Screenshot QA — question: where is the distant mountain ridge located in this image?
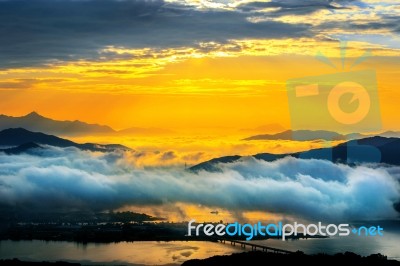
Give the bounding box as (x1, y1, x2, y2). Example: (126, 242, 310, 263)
(379, 131, 400, 138)
(190, 136, 400, 172)
(0, 112, 115, 136)
(0, 128, 130, 153)
(0, 112, 174, 136)
(242, 129, 400, 141)
(243, 130, 349, 141)
(0, 142, 43, 155)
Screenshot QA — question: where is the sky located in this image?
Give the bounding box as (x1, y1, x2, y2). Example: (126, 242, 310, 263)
(0, 0, 399, 133)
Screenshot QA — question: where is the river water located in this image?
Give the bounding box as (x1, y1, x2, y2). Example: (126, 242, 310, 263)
(1, 232, 399, 265)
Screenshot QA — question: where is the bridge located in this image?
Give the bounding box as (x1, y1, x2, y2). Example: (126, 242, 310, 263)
(215, 238, 295, 254)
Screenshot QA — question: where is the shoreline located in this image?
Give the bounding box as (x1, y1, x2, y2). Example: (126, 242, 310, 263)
(0, 221, 326, 243)
(182, 251, 400, 266)
(1, 251, 400, 266)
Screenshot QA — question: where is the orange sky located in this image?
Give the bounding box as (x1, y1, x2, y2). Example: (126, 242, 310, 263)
(1, 49, 400, 133)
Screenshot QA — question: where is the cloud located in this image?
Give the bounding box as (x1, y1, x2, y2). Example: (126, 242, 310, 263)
(0, 0, 310, 69)
(237, 0, 348, 14)
(161, 151, 177, 161)
(0, 78, 66, 90)
(0, 146, 399, 222)
(0, 0, 397, 73)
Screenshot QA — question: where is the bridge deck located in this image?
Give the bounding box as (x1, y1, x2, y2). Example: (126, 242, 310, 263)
(216, 238, 295, 254)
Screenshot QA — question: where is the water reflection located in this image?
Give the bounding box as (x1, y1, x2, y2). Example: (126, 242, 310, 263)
(0, 241, 241, 265)
(1, 232, 400, 265)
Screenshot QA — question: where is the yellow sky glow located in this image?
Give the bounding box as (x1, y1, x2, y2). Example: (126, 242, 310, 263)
(0, 39, 399, 133)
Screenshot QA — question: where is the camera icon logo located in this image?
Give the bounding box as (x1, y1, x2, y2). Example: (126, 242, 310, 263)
(327, 81, 370, 125)
(287, 69, 381, 134)
(286, 66, 382, 164)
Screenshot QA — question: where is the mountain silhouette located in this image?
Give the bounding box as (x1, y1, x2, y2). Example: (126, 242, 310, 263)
(182, 251, 400, 266)
(0, 112, 115, 136)
(190, 155, 242, 172)
(0, 112, 175, 136)
(190, 136, 400, 171)
(0, 142, 43, 155)
(0, 128, 129, 153)
(243, 130, 347, 141)
(379, 131, 400, 138)
(243, 129, 399, 141)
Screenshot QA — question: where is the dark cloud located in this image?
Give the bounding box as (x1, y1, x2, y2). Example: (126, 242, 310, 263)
(317, 14, 400, 40)
(0, 146, 399, 221)
(0, 0, 394, 69)
(343, 19, 399, 32)
(0, 0, 311, 69)
(234, 0, 353, 17)
(237, 0, 347, 14)
(238, 0, 400, 43)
